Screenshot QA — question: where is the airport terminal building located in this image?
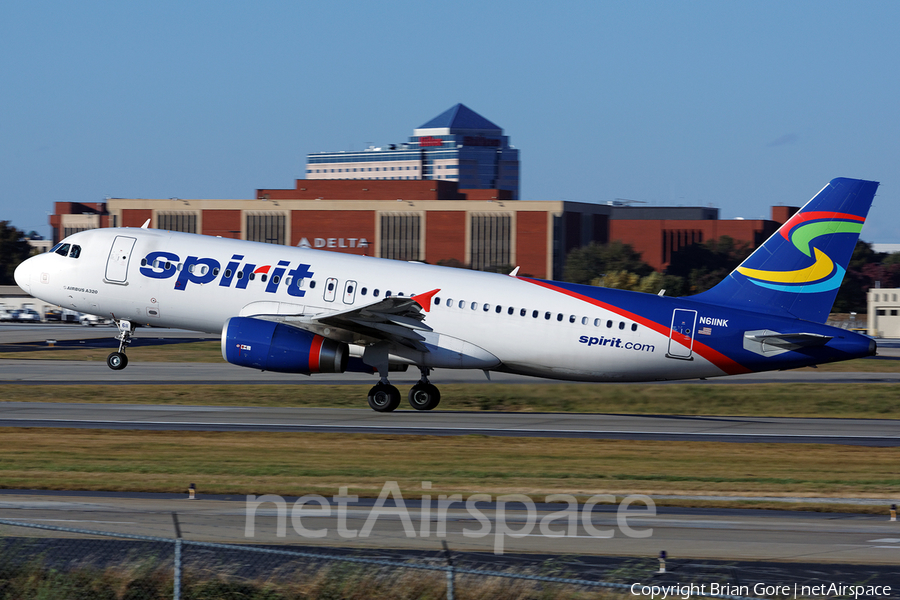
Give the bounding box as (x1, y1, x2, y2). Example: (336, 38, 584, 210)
(47, 102, 790, 279)
(50, 179, 787, 280)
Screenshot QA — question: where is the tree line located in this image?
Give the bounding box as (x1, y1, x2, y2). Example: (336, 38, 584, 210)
(562, 237, 896, 314)
(0, 222, 37, 286)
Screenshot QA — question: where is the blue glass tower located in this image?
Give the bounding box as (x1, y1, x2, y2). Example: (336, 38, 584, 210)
(306, 104, 519, 199)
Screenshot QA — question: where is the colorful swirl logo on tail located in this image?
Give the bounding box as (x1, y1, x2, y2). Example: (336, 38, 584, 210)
(736, 211, 865, 293)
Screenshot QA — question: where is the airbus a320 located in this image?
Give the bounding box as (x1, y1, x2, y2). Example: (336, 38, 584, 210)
(14, 177, 879, 412)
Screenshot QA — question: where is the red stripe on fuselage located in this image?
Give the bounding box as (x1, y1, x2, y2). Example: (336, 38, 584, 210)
(309, 335, 324, 373)
(519, 278, 751, 376)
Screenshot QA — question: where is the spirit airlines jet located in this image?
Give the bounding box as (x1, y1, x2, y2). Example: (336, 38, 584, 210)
(15, 177, 879, 412)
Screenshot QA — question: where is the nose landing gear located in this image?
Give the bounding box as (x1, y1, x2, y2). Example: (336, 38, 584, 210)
(106, 319, 136, 371)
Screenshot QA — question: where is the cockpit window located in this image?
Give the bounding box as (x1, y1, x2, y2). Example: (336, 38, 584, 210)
(69, 245, 81, 259)
(49, 243, 63, 253)
(55, 244, 71, 257)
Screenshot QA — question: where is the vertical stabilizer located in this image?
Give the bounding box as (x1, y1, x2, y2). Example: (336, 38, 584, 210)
(692, 177, 879, 322)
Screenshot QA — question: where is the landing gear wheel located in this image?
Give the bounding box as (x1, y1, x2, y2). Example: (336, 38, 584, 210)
(408, 382, 441, 411)
(367, 383, 401, 412)
(107, 352, 128, 371)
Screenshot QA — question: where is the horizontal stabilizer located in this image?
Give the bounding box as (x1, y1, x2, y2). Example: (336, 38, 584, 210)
(744, 332, 832, 349)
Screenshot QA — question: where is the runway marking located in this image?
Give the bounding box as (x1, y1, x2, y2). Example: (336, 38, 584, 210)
(869, 538, 900, 543)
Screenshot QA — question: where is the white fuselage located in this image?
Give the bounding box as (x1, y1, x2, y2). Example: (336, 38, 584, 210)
(16, 227, 725, 382)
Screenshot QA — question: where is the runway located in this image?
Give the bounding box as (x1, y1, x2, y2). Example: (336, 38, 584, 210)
(3, 323, 900, 385)
(2, 402, 899, 445)
(2, 491, 900, 568)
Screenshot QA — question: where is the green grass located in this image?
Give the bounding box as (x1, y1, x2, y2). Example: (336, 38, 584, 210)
(2, 382, 899, 418)
(0, 429, 896, 509)
(0, 341, 224, 363)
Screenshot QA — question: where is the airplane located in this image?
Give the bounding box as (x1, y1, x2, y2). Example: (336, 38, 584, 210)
(14, 177, 879, 412)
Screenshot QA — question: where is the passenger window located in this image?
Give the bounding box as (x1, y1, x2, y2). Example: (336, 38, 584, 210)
(594, 318, 600, 327)
(225, 269, 233, 278)
(237, 271, 244, 279)
(508, 307, 514, 315)
(327, 282, 335, 291)
(496, 305, 503, 314)
(459, 300, 465, 309)
(346, 285, 353, 294)
(631, 323, 638, 331)
(569, 315, 576, 323)
(544, 312, 551, 320)
(373, 289, 379, 297)
(214, 268, 221, 277)
(470, 302, 477, 310)
(533, 310, 539, 318)
(309, 279, 315, 288)
(557, 313, 564, 322)
(483, 303, 490, 312)
(273, 275, 280, 284)
(141, 258, 147, 266)
(386, 290, 392, 297)
(434, 297, 441, 305)
(607, 320, 613, 328)
(249, 272, 256, 281)
(361, 287, 368, 295)
(446, 297, 453, 306)
(520, 308, 526, 316)
(619, 322, 625, 330)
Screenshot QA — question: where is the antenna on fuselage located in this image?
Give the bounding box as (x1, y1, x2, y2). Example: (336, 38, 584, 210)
(140, 219, 150, 229)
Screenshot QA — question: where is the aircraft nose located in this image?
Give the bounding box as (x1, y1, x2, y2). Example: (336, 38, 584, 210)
(14, 258, 32, 294)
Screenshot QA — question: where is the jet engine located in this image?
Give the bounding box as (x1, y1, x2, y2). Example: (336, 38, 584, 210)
(221, 316, 348, 374)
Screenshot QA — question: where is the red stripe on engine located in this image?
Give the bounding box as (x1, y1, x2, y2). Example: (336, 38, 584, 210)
(309, 335, 324, 373)
(520, 278, 751, 376)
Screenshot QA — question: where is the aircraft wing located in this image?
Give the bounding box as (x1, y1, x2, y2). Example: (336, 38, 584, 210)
(244, 289, 440, 351)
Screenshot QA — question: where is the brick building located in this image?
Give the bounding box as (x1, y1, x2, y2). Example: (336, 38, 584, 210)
(50, 180, 791, 279)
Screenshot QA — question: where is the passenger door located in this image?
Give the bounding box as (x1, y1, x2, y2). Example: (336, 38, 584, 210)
(667, 309, 697, 359)
(105, 236, 136, 284)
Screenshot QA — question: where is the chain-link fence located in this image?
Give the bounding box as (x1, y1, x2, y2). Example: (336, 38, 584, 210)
(0, 517, 771, 600)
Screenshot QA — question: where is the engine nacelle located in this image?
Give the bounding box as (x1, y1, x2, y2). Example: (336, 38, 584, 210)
(221, 317, 348, 374)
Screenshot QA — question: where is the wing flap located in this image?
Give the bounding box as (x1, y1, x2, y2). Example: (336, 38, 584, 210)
(241, 290, 440, 351)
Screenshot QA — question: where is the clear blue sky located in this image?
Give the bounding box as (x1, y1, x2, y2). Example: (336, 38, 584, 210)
(2, 1, 898, 243)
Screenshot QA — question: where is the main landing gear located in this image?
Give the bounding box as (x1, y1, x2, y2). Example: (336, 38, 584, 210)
(366, 367, 441, 413)
(106, 320, 136, 371)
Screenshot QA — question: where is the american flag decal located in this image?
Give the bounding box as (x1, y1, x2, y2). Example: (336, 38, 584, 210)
(698, 327, 712, 336)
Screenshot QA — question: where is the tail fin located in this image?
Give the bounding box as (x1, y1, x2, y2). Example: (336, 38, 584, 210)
(692, 177, 879, 322)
